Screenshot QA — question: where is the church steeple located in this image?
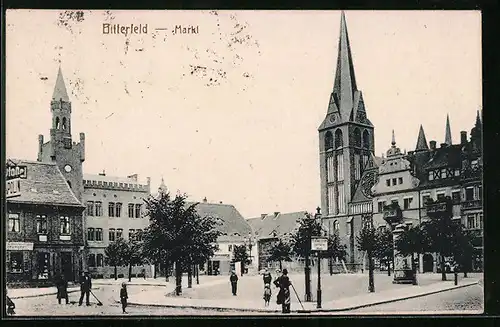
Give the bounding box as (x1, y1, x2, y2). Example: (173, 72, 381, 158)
(332, 11, 358, 121)
(415, 125, 429, 151)
(52, 66, 70, 102)
(445, 114, 452, 145)
(158, 176, 168, 194)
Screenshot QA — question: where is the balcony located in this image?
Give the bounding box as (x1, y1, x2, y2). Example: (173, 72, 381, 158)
(461, 199, 482, 211)
(383, 203, 402, 226)
(425, 197, 452, 218)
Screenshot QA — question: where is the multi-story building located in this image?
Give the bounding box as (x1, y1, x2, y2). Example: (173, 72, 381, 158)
(82, 172, 152, 278)
(6, 159, 85, 285)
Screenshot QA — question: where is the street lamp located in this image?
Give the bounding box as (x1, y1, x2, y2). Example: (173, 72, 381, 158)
(304, 213, 312, 302)
(314, 207, 323, 309)
(246, 233, 254, 272)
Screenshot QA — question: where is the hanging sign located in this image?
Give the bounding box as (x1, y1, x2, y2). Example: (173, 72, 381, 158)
(311, 237, 328, 251)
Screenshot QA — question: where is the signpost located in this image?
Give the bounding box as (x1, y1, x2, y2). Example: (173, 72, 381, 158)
(311, 236, 328, 309)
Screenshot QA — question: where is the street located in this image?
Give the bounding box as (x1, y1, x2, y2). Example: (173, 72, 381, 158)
(348, 284, 483, 314)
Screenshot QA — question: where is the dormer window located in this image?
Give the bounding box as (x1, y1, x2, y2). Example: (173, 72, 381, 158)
(428, 171, 434, 181)
(441, 168, 447, 179)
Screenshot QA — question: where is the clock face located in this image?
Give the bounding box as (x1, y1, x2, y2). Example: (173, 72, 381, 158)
(64, 165, 72, 173)
(360, 170, 377, 198)
(329, 115, 336, 123)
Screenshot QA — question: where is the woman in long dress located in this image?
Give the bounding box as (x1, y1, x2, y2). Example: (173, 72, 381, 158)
(273, 268, 292, 313)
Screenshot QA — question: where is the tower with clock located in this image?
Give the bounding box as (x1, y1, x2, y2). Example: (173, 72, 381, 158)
(318, 12, 375, 264)
(37, 67, 86, 202)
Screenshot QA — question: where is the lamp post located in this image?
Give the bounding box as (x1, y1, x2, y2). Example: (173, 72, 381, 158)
(246, 233, 254, 273)
(314, 207, 323, 309)
(304, 213, 312, 302)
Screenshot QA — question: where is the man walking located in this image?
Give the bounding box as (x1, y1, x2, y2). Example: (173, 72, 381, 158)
(230, 270, 238, 296)
(55, 274, 69, 304)
(78, 271, 92, 306)
(274, 268, 292, 314)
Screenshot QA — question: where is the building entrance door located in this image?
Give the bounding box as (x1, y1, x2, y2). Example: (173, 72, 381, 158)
(61, 252, 73, 281)
(423, 254, 434, 273)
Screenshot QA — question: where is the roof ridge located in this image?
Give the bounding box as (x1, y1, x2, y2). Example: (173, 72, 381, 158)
(8, 158, 57, 166)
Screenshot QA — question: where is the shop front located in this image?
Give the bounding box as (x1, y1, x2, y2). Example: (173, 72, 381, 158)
(207, 254, 231, 275)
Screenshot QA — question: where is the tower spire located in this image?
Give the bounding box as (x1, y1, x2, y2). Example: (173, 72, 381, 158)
(415, 125, 429, 151)
(332, 11, 358, 120)
(391, 129, 396, 146)
(445, 114, 452, 145)
(52, 66, 69, 102)
(475, 110, 482, 128)
(158, 176, 168, 194)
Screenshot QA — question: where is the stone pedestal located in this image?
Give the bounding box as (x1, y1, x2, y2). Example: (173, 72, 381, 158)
(392, 224, 414, 284)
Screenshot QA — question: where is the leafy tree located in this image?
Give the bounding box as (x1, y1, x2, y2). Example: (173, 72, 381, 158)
(451, 226, 476, 278)
(267, 239, 293, 270)
(320, 232, 347, 275)
(104, 238, 128, 280)
(142, 191, 222, 295)
(356, 222, 377, 292)
(233, 245, 250, 276)
(374, 227, 394, 276)
(123, 236, 145, 282)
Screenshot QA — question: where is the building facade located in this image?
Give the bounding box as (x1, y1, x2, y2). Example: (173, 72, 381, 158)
(6, 159, 85, 285)
(83, 172, 152, 278)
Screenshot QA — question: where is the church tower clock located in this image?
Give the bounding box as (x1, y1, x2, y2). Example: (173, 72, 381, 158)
(38, 67, 85, 202)
(318, 12, 375, 255)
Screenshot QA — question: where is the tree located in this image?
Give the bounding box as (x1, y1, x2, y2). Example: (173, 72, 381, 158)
(104, 238, 128, 280)
(451, 226, 475, 278)
(233, 245, 250, 276)
(142, 191, 222, 295)
(374, 227, 394, 276)
(123, 236, 145, 282)
(320, 232, 347, 275)
(267, 239, 293, 270)
(356, 222, 377, 292)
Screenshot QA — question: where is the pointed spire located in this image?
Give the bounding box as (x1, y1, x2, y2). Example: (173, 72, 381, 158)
(391, 130, 396, 146)
(415, 125, 429, 151)
(52, 66, 69, 102)
(475, 110, 482, 128)
(445, 114, 452, 145)
(158, 176, 168, 194)
(332, 11, 358, 120)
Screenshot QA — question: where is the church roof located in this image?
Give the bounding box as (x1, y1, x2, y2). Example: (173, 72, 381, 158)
(415, 125, 429, 151)
(6, 159, 83, 207)
(52, 67, 70, 102)
(445, 114, 452, 146)
(247, 211, 307, 240)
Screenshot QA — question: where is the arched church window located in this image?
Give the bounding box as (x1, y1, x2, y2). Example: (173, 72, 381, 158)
(62, 117, 67, 130)
(363, 130, 370, 149)
(334, 129, 343, 149)
(354, 128, 361, 147)
(55, 117, 60, 129)
(325, 131, 333, 150)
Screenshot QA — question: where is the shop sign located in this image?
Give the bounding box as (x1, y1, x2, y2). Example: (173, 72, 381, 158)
(7, 178, 22, 198)
(311, 237, 328, 251)
(6, 165, 27, 180)
(7, 242, 34, 251)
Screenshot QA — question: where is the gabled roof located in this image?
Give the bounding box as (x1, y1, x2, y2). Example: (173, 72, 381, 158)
(52, 67, 70, 102)
(247, 211, 307, 240)
(7, 159, 83, 207)
(188, 202, 252, 241)
(422, 144, 462, 170)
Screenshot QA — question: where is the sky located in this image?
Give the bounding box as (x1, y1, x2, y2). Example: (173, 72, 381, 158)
(6, 10, 482, 218)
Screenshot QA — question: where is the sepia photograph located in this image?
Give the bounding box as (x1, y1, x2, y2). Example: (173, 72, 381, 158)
(5, 10, 483, 317)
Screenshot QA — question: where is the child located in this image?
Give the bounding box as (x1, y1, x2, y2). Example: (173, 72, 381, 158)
(120, 282, 128, 314)
(263, 283, 272, 307)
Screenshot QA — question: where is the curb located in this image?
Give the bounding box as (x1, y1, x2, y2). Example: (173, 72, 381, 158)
(122, 281, 478, 313)
(297, 281, 479, 313)
(10, 287, 101, 300)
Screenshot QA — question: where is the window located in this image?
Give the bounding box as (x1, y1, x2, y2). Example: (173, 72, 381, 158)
(441, 168, 447, 179)
(228, 244, 233, 252)
(116, 228, 123, 239)
(422, 194, 431, 204)
(455, 169, 460, 177)
(88, 254, 96, 267)
(128, 204, 134, 218)
(136, 229, 142, 241)
(465, 187, 474, 201)
(8, 213, 20, 232)
(479, 214, 483, 229)
(386, 179, 390, 187)
(403, 197, 413, 210)
(10, 252, 23, 273)
(437, 193, 446, 200)
(452, 191, 461, 204)
(333, 220, 339, 231)
(87, 228, 95, 241)
(116, 203, 122, 217)
(135, 204, 142, 218)
(471, 160, 478, 169)
(378, 201, 385, 213)
(391, 199, 398, 206)
(398, 177, 403, 185)
(346, 221, 352, 236)
(109, 228, 116, 242)
(428, 171, 434, 181)
(108, 202, 115, 217)
(362, 130, 370, 149)
(36, 215, 48, 234)
(129, 229, 135, 241)
(37, 252, 50, 279)
(392, 178, 397, 186)
(354, 128, 361, 147)
(86, 201, 95, 216)
(60, 216, 70, 234)
(467, 215, 476, 229)
(324, 131, 333, 150)
(478, 185, 482, 200)
(334, 129, 343, 149)
(97, 254, 104, 267)
(95, 201, 103, 216)
(96, 228, 103, 241)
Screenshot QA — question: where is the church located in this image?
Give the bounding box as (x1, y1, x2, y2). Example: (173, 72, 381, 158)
(318, 13, 483, 272)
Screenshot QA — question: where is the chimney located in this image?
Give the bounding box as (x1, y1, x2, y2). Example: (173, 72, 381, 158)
(38, 134, 44, 161)
(460, 131, 467, 145)
(99, 170, 106, 176)
(127, 174, 138, 181)
(440, 143, 447, 148)
(79, 133, 85, 162)
(429, 141, 436, 150)
(203, 197, 207, 203)
(261, 214, 267, 219)
(146, 177, 151, 185)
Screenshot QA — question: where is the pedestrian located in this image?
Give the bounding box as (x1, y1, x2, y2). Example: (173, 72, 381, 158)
(142, 268, 146, 280)
(229, 270, 238, 296)
(78, 270, 92, 306)
(55, 274, 69, 304)
(120, 282, 128, 314)
(262, 269, 272, 286)
(5, 287, 15, 316)
(273, 268, 292, 314)
(263, 283, 272, 307)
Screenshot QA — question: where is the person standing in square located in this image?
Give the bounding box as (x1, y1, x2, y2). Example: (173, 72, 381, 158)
(78, 271, 92, 306)
(120, 282, 128, 314)
(229, 271, 238, 296)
